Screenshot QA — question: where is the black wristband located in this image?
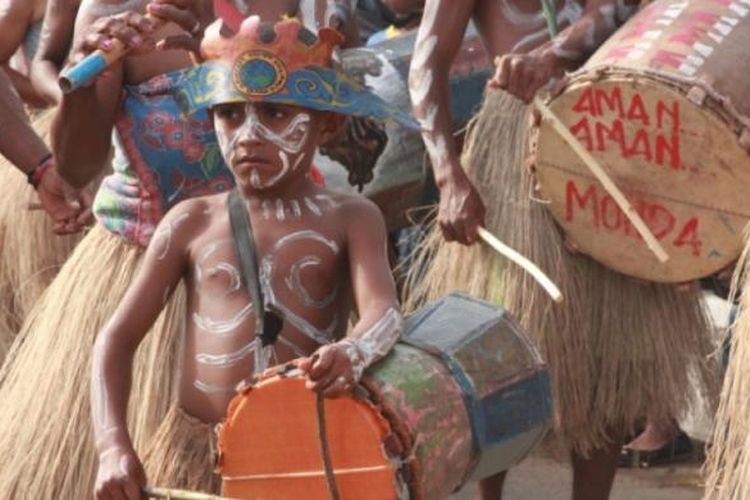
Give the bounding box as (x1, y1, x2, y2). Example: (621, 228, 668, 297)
(27, 153, 53, 188)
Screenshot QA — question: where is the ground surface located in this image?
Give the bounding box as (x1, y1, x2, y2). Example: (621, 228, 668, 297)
(450, 455, 702, 499)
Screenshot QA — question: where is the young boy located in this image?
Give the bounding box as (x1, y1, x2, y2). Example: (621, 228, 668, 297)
(91, 17, 413, 498)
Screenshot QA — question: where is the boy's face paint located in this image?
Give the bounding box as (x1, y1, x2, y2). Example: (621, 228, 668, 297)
(213, 102, 314, 191)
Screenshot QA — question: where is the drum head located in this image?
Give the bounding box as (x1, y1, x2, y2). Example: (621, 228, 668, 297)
(218, 376, 402, 500)
(535, 75, 750, 282)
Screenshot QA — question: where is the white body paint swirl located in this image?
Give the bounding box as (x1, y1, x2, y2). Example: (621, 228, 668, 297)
(192, 228, 344, 391)
(151, 212, 190, 260)
(260, 230, 341, 345)
(193, 302, 254, 335)
(286, 256, 339, 309)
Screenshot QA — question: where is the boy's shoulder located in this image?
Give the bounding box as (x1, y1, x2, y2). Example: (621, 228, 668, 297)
(317, 188, 386, 232)
(158, 192, 230, 239)
(317, 188, 379, 213)
(165, 191, 228, 219)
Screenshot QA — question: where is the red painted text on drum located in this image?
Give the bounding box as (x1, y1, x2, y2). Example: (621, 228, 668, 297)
(565, 179, 702, 256)
(569, 86, 681, 170)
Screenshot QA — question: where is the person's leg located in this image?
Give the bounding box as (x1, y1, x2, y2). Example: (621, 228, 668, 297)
(477, 471, 507, 500)
(571, 439, 622, 500)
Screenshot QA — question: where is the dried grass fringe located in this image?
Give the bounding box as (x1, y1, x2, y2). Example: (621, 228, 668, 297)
(403, 90, 718, 456)
(143, 404, 221, 494)
(0, 108, 81, 360)
(704, 226, 750, 499)
(0, 225, 184, 500)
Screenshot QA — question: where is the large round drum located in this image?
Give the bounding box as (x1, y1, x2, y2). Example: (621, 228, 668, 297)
(217, 293, 551, 499)
(533, 0, 750, 282)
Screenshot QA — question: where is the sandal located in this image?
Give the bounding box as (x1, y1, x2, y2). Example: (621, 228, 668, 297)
(618, 431, 694, 468)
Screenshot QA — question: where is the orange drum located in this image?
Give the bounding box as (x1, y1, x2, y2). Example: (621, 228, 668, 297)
(217, 294, 551, 499)
(532, 0, 750, 282)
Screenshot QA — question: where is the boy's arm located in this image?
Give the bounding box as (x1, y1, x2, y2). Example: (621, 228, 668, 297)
(491, 0, 638, 102)
(302, 198, 402, 397)
(91, 200, 200, 500)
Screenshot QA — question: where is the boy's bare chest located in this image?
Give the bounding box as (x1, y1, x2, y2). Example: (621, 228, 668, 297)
(188, 216, 346, 325)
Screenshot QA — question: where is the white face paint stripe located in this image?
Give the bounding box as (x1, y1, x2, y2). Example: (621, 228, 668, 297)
(220, 107, 311, 190)
(262, 151, 292, 189)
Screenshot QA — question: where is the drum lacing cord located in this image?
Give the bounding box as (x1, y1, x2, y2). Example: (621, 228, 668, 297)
(316, 393, 341, 500)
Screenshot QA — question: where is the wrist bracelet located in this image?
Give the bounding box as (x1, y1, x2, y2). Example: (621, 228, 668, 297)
(27, 153, 53, 189)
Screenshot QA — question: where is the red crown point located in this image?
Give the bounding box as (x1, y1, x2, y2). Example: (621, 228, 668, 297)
(201, 16, 345, 74)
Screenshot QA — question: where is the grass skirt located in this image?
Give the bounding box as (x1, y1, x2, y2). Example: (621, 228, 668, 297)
(704, 231, 750, 499)
(404, 90, 718, 456)
(143, 404, 220, 494)
(0, 225, 184, 499)
(0, 109, 81, 359)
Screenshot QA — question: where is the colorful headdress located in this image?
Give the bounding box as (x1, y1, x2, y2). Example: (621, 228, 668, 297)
(175, 17, 418, 129)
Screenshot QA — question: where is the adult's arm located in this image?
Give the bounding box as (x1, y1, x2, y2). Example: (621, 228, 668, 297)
(0, 68, 49, 172)
(30, 0, 81, 106)
(408, 0, 485, 245)
(491, 0, 639, 102)
(0, 0, 47, 105)
(51, 0, 129, 188)
(0, 66, 89, 232)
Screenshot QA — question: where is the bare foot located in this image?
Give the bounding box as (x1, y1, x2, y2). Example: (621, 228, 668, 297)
(625, 420, 678, 452)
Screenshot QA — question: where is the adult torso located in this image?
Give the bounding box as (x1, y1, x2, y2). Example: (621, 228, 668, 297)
(473, 0, 585, 56)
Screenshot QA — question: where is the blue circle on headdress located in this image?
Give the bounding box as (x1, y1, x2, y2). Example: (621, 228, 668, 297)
(239, 59, 278, 93)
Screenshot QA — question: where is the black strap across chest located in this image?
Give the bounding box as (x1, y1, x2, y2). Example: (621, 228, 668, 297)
(227, 189, 282, 346)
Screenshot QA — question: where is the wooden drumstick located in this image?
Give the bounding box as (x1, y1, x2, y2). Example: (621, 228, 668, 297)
(477, 227, 564, 303)
(59, 13, 166, 93)
(533, 97, 670, 263)
(143, 486, 237, 500)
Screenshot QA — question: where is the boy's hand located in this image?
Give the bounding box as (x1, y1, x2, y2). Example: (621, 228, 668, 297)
(298, 343, 356, 398)
(94, 446, 146, 500)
